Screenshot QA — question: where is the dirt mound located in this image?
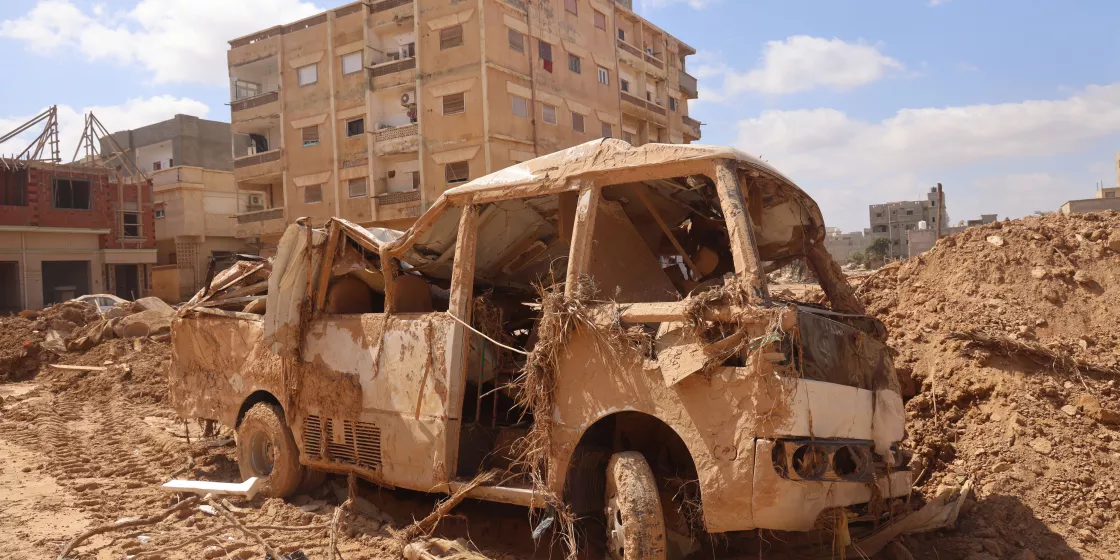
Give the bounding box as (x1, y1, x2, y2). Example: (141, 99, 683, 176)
(859, 211, 1120, 559)
(0, 300, 102, 381)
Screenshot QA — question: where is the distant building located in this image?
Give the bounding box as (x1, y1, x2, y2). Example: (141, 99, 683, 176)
(823, 227, 873, 264)
(907, 213, 998, 257)
(868, 186, 949, 260)
(103, 115, 255, 302)
(1060, 182, 1120, 215)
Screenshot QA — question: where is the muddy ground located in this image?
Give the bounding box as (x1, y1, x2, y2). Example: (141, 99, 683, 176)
(2, 211, 1119, 559)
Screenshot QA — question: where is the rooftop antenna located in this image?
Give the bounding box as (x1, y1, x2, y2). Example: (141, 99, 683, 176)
(0, 106, 61, 170)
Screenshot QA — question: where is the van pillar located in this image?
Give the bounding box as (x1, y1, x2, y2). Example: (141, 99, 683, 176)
(445, 203, 480, 478)
(564, 181, 599, 298)
(712, 159, 767, 299)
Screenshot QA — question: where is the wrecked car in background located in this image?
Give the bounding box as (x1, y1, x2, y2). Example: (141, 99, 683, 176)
(168, 139, 913, 558)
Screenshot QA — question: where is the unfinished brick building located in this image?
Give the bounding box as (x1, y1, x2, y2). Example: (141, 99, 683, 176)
(0, 160, 156, 311)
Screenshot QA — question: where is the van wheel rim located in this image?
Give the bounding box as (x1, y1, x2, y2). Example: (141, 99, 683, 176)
(606, 496, 626, 559)
(247, 431, 275, 476)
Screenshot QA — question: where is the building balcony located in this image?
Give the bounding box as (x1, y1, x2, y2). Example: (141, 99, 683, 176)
(235, 207, 287, 239)
(370, 57, 416, 91)
(679, 70, 698, 99)
(374, 189, 421, 221)
(620, 91, 647, 111)
(233, 149, 283, 180)
(617, 39, 643, 69)
(231, 91, 280, 122)
(374, 123, 419, 155)
(368, 0, 414, 26)
(681, 115, 701, 140)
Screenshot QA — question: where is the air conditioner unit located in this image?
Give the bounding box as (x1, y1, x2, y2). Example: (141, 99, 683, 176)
(400, 91, 416, 107)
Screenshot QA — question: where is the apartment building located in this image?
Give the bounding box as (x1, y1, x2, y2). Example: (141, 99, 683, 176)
(104, 115, 255, 302)
(906, 213, 997, 257)
(868, 187, 950, 260)
(227, 0, 701, 250)
(1060, 185, 1120, 215)
(823, 227, 873, 265)
(0, 160, 157, 311)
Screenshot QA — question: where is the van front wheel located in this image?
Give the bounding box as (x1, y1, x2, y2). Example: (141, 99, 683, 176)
(237, 403, 304, 498)
(605, 451, 667, 560)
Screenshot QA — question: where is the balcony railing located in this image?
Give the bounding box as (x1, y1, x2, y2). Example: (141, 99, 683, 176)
(376, 190, 420, 205)
(370, 57, 416, 78)
(374, 123, 418, 142)
(617, 40, 643, 59)
(231, 90, 279, 112)
(649, 103, 667, 117)
(682, 115, 701, 138)
(233, 149, 282, 169)
(644, 54, 664, 69)
(237, 207, 284, 224)
(369, 0, 412, 12)
(679, 70, 698, 98)
(620, 91, 646, 109)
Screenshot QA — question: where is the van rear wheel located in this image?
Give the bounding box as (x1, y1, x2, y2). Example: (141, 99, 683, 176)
(237, 403, 304, 498)
(605, 452, 667, 560)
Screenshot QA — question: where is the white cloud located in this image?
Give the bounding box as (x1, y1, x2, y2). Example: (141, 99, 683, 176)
(958, 61, 979, 72)
(0, 96, 211, 161)
(0, 0, 322, 86)
(700, 36, 904, 100)
(928, 0, 951, 6)
(734, 84, 1120, 229)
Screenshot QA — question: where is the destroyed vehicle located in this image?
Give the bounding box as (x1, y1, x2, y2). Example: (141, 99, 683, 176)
(169, 140, 911, 558)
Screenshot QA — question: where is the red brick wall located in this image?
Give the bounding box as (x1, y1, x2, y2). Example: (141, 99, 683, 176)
(0, 166, 155, 249)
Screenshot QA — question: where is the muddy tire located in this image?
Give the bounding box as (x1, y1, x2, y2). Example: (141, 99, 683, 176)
(237, 403, 304, 498)
(605, 451, 667, 560)
(298, 468, 328, 493)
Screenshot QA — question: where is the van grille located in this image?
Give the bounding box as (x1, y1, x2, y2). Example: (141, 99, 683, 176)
(303, 415, 382, 471)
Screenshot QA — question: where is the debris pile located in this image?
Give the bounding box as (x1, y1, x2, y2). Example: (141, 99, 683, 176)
(0, 297, 176, 381)
(859, 211, 1120, 559)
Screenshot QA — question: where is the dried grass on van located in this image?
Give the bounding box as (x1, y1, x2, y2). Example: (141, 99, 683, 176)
(510, 275, 653, 558)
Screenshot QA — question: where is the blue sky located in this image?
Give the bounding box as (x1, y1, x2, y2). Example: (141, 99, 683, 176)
(2, 0, 1118, 230)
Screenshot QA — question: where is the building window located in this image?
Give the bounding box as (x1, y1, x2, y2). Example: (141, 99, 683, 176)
(597, 66, 609, 85)
(572, 113, 585, 133)
(341, 52, 362, 75)
(152, 161, 162, 171)
(234, 80, 261, 100)
(568, 53, 581, 74)
(412, 171, 421, 189)
(303, 185, 323, 204)
(346, 118, 365, 137)
(400, 42, 416, 59)
(594, 10, 606, 30)
(618, 28, 625, 42)
(620, 79, 630, 92)
(601, 122, 612, 138)
(623, 131, 634, 144)
(542, 103, 557, 125)
(443, 92, 465, 115)
(1108, 192, 1116, 198)
(154, 208, 165, 219)
(906, 210, 913, 215)
(511, 95, 528, 118)
(52, 178, 91, 209)
(508, 28, 524, 53)
(122, 212, 141, 237)
(538, 40, 553, 72)
(445, 161, 469, 184)
(565, 0, 577, 15)
(302, 126, 320, 147)
(440, 24, 464, 50)
(348, 178, 367, 198)
(669, 98, 677, 112)
(875, 212, 882, 218)
(297, 63, 317, 86)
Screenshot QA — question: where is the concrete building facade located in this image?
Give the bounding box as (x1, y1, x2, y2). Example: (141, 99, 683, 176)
(823, 227, 873, 265)
(227, 0, 701, 251)
(105, 115, 255, 302)
(0, 161, 157, 311)
(868, 187, 950, 260)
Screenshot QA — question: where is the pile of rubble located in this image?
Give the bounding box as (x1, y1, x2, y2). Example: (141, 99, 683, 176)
(859, 211, 1120, 559)
(0, 296, 176, 381)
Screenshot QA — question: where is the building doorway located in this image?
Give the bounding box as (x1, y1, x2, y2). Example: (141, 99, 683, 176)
(113, 264, 140, 301)
(42, 261, 91, 306)
(0, 262, 19, 313)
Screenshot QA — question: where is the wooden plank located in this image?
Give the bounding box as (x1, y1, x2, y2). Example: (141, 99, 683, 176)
(447, 204, 480, 320)
(49, 364, 108, 372)
(211, 280, 268, 301)
(190, 307, 264, 321)
(564, 181, 600, 298)
(161, 477, 262, 499)
(630, 184, 701, 279)
(198, 296, 264, 308)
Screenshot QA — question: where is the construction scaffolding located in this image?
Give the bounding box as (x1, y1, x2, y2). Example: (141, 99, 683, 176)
(0, 106, 61, 170)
